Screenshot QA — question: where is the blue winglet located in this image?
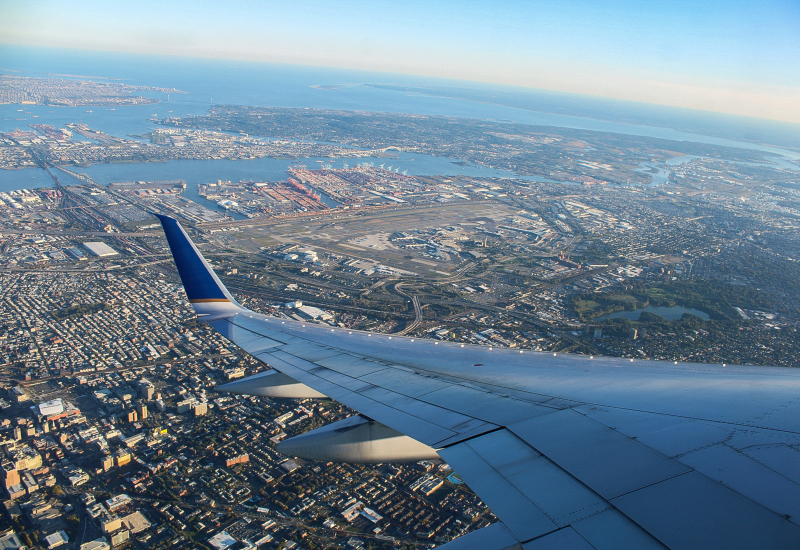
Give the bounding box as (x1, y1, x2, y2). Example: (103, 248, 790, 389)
(154, 214, 241, 314)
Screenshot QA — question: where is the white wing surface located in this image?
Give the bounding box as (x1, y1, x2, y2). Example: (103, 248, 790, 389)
(155, 214, 800, 549)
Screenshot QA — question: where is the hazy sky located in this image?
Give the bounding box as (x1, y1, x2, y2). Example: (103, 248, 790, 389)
(2, 0, 799, 123)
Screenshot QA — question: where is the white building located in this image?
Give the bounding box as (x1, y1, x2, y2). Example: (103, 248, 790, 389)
(297, 305, 333, 322)
(37, 399, 64, 417)
(79, 539, 110, 550)
(44, 530, 68, 549)
(82, 242, 118, 257)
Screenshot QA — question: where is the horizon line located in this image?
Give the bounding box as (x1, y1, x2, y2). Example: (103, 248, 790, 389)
(2, 41, 800, 132)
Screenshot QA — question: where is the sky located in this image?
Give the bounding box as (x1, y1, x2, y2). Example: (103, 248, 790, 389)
(2, 0, 799, 123)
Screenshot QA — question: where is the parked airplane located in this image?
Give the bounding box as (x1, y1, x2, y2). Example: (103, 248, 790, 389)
(155, 213, 800, 549)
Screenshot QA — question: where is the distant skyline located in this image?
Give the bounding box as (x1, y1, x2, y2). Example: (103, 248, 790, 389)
(2, 0, 799, 123)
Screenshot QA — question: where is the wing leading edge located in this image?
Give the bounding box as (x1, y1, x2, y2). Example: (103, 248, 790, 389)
(155, 214, 800, 550)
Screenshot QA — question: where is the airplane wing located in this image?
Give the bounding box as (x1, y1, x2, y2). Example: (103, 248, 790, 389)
(155, 214, 800, 549)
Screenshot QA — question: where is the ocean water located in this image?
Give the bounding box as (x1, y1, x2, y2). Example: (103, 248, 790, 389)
(1, 43, 797, 194)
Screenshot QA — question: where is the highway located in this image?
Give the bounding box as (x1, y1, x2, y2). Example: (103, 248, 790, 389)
(394, 283, 423, 336)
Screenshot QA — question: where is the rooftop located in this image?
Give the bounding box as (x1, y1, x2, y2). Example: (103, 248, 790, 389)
(82, 242, 118, 257)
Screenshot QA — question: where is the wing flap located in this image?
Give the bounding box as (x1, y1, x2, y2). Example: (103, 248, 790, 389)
(439, 429, 677, 549)
(569, 509, 667, 550)
(680, 443, 800, 526)
(610, 471, 800, 550)
(439, 437, 561, 542)
(575, 405, 732, 458)
(741, 444, 800, 485)
(509, 409, 690, 500)
(522, 528, 596, 550)
(434, 522, 522, 550)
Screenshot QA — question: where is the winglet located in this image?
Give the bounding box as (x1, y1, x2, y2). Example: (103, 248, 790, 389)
(154, 214, 241, 318)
